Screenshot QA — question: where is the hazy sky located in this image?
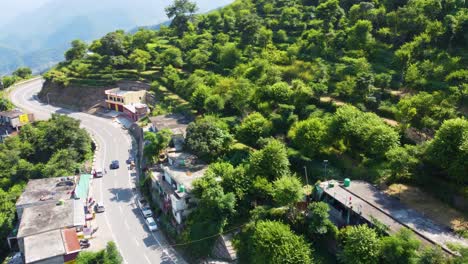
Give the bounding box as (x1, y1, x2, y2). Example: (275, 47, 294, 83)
(0, 0, 52, 26)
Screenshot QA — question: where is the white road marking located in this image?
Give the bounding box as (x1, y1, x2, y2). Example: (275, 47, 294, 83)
(119, 206, 123, 213)
(134, 237, 140, 247)
(143, 253, 151, 264)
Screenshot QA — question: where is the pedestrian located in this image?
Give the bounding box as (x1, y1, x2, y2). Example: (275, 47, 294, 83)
(104, 168, 107, 174)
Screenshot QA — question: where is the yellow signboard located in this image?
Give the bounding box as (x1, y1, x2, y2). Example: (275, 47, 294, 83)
(19, 114, 29, 124)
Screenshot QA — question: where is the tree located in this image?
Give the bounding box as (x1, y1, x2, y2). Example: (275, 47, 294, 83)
(237, 220, 313, 264)
(190, 84, 210, 112)
(380, 228, 420, 264)
(426, 118, 468, 183)
(159, 47, 183, 67)
(249, 139, 290, 181)
(218, 42, 241, 69)
(129, 49, 151, 72)
(307, 202, 336, 236)
(185, 172, 236, 258)
(288, 117, 329, 158)
(339, 225, 381, 264)
(76, 241, 122, 264)
(99, 31, 126, 56)
(185, 117, 232, 161)
(236, 112, 272, 147)
(418, 246, 446, 264)
(65, 40, 88, 61)
(272, 175, 303, 206)
(385, 145, 420, 180)
(143, 129, 172, 164)
(12, 67, 32, 79)
(165, 0, 198, 35)
(332, 105, 399, 159)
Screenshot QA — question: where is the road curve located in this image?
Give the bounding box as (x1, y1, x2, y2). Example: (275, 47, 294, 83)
(10, 78, 185, 264)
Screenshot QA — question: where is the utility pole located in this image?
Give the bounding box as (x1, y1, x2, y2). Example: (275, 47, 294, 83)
(303, 166, 309, 186)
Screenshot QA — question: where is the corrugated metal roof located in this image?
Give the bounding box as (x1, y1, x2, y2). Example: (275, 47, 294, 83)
(74, 174, 91, 199)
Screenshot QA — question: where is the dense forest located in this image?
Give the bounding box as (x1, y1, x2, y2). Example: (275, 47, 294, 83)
(0, 115, 93, 262)
(44, 0, 467, 262)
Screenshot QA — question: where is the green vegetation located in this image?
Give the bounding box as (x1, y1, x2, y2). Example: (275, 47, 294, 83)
(1, 66, 33, 91)
(76, 241, 122, 264)
(46, 0, 468, 262)
(0, 114, 93, 262)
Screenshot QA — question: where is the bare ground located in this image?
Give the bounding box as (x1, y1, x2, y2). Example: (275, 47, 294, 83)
(385, 184, 468, 236)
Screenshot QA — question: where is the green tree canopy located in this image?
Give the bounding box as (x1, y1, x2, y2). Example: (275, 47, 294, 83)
(185, 117, 232, 161)
(165, 0, 198, 35)
(272, 175, 303, 206)
(65, 40, 88, 61)
(237, 220, 313, 264)
(339, 225, 381, 264)
(426, 118, 468, 183)
(288, 117, 330, 158)
(380, 228, 421, 264)
(249, 139, 290, 181)
(12, 67, 32, 79)
(237, 112, 272, 147)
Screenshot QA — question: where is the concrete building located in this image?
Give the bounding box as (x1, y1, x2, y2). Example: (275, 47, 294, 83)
(23, 228, 80, 264)
(151, 152, 207, 225)
(14, 200, 84, 263)
(0, 109, 34, 129)
(15, 177, 77, 219)
(105, 88, 148, 121)
(317, 180, 468, 255)
(149, 114, 190, 151)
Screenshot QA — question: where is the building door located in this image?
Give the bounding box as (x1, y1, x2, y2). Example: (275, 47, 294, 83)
(118, 105, 124, 112)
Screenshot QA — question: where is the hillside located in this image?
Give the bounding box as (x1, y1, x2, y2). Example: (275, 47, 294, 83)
(0, 0, 234, 75)
(44, 0, 468, 262)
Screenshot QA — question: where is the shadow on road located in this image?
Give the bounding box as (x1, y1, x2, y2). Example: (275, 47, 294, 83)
(109, 187, 133, 203)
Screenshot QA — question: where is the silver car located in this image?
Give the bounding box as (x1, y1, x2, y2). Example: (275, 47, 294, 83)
(145, 217, 158, 232)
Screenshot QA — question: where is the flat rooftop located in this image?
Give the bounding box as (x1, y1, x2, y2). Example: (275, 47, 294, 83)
(0, 109, 23, 118)
(16, 176, 76, 207)
(105, 88, 144, 96)
(17, 200, 81, 238)
(23, 228, 80, 264)
(149, 114, 190, 135)
(23, 229, 65, 264)
(163, 164, 207, 192)
(319, 180, 468, 254)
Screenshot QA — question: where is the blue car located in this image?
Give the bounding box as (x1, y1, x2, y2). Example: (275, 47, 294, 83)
(110, 160, 119, 169)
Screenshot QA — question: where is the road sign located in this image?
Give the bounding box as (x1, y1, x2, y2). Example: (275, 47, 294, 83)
(19, 114, 29, 124)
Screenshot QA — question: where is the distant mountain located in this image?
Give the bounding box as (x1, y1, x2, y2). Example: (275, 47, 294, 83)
(0, 0, 234, 75)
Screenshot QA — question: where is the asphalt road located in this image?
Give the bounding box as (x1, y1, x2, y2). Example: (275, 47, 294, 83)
(10, 78, 186, 264)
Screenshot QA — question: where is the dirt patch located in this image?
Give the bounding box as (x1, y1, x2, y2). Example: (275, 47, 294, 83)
(320, 96, 346, 106)
(385, 184, 468, 236)
(39, 81, 112, 111)
(382, 117, 399, 127)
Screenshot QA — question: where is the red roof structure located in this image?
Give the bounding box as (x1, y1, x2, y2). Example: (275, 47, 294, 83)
(62, 228, 80, 254)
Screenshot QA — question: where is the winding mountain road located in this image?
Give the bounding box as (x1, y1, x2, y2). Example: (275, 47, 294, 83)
(10, 78, 185, 264)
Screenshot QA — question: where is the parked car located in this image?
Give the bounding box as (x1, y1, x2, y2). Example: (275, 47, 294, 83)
(135, 196, 153, 217)
(95, 203, 105, 213)
(110, 160, 119, 169)
(145, 217, 158, 231)
(94, 169, 104, 178)
(126, 157, 134, 164)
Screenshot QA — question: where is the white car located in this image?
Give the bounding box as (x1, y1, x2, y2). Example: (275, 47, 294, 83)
(95, 169, 104, 178)
(95, 202, 105, 213)
(141, 206, 153, 218)
(136, 197, 153, 217)
(145, 217, 158, 231)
